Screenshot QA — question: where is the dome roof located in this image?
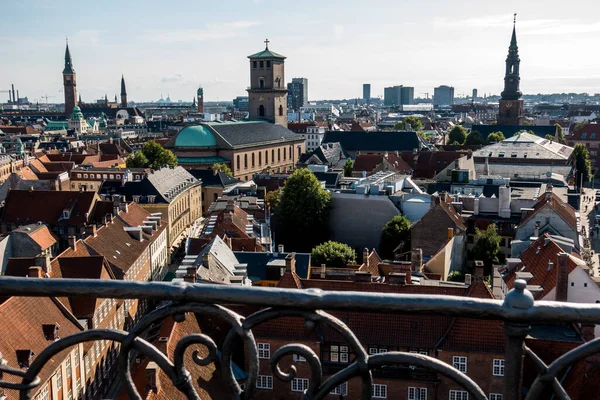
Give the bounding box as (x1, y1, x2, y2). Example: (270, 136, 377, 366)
(175, 125, 217, 148)
(70, 106, 84, 121)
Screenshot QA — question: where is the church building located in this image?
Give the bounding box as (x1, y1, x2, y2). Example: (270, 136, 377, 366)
(497, 14, 524, 126)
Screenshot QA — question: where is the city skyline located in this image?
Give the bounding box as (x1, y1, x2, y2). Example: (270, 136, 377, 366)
(2, 0, 600, 103)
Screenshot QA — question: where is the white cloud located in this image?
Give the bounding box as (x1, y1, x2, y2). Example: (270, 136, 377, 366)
(160, 72, 184, 83)
(333, 24, 344, 38)
(143, 21, 260, 44)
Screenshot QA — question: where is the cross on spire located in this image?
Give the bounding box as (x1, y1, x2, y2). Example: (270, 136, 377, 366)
(514, 13, 517, 24)
(264, 38, 270, 49)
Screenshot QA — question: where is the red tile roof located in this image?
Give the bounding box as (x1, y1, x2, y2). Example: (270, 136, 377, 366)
(15, 166, 39, 180)
(570, 123, 600, 140)
(28, 225, 58, 250)
(352, 154, 412, 175)
(4, 258, 43, 277)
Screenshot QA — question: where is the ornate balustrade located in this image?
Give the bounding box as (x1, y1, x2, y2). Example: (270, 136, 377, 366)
(0, 276, 599, 399)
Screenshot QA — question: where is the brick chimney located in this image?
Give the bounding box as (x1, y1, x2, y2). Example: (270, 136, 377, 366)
(320, 263, 326, 279)
(146, 361, 160, 393)
(354, 271, 371, 283)
(363, 247, 369, 264)
(67, 236, 77, 251)
(556, 252, 570, 302)
(85, 224, 97, 238)
(411, 248, 422, 272)
(285, 253, 296, 273)
(447, 227, 454, 240)
(28, 266, 43, 278)
(389, 272, 407, 286)
(465, 274, 472, 285)
(475, 260, 484, 280)
(184, 267, 197, 283)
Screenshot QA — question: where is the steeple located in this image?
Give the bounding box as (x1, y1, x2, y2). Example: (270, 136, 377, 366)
(62, 38, 77, 116)
(63, 40, 75, 74)
(78, 94, 82, 106)
(500, 13, 521, 101)
(120, 74, 128, 107)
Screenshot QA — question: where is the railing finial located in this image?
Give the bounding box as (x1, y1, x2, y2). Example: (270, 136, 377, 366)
(504, 278, 534, 310)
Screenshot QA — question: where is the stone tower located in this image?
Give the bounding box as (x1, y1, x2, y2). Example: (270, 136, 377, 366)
(498, 14, 524, 126)
(247, 39, 288, 128)
(63, 41, 77, 116)
(197, 86, 204, 113)
(120, 75, 128, 107)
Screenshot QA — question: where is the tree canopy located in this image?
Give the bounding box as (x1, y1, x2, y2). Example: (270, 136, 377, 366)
(265, 190, 280, 210)
(343, 159, 354, 177)
(447, 126, 467, 145)
(394, 116, 423, 131)
(573, 143, 592, 187)
(311, 241, 357, 268)
(472, 223, 502, 276)
(275, 168, 331, 251)
(379, 215, 411, 260)
(126, 141, 178, 170)
(464, 130, 484, 146)
(554, 123, 566, 144)
(486, 131, 505, 144)
(211, 162, 233, 176)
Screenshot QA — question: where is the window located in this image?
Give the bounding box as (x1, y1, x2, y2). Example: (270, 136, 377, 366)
(372, 384, 387, 398)
(252, 61, 257, 68)
(490, 394, 503, 400)
(369, 347, 379, 355)
(256, 375, 273, 389)
(67, 389, 73, 400)
(252, 153, 255, 167)
(279, 105, 283, 116)
(266, 60, 271, 68)
(74, 347, 80, 366)
(258, 104, 265, 116)
(330, 345, 349, 362)
(77, 174, 82, 178)
(85, 356, 90, 373)
(259, 61, 264, 68)
(83, 174, 88, 179)
(293, 354, 306, 362)
(449, 390, 468, 400)
(244, 154, 248, 169)
(493, 359, 504, 376)
(289, 146, 292, 159)
(265, 150, 269, 164)
(291, 378, 309, 392)
(408, 387, 427, 400)
(278, 148, 281, 162)
(258, 343, 270, 359)
(258, 152, 262, 166)
(103, 174, 108, 179)
(56, 370, 63, 389)
(271, 149, 275, 163)
(66, 357, 72, 377)
(89, 174, 94, 179)
(453, 356, 467, 373)
(37, 386, 49, 400)
(330, 382, 348, 396)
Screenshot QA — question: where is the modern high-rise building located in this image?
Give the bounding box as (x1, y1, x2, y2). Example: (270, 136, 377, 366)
(401, 86, 414, 105)
(247, 40, 288, 127)
(384, 85, 414, 106)
(287, 77, 308, 111)
(472, 88, 478, 101)
(363, 84, 371, 103)
(434, 85, 455, 106)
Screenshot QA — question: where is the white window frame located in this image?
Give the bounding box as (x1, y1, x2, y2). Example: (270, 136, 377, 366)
(449, 390, 469, 400)
(372, 384, 387, 398)
(489, 394, 503, 400)
(493, 359, 504, 376)
(56, 370, 62, 389)
(293, 354, 306, 362)
(66, 357, 72, 377)
(256, 375, 273, 389)
(330, 381, 348, 396)
(291, 377, 309, 392)
(257, 343, 270, 359)
(408, 387, 427, 400)
(452, 356, 467, 373)
(74, 347, 80, 366)
(369, 347, 378, 355)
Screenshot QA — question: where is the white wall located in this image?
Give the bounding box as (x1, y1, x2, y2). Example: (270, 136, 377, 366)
(515, 205, 578, 245)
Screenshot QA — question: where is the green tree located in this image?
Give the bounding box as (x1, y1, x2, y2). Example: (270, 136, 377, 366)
(486, 131, 505, 144)
(472, 223, 502, 276)
(265, 190, 280, 210)
(554, 123, 566, 144)
(379, 215, 411, 259)
(311, 241, 357, 268)
(447, 126, 467, 145)
(125, 151, 149, 168)
(464, 130, 484, 146)
(447, 270, 465, 282)
(275, 168, 331, 251)
(211, 162, 233, 176)
(545, 134, 555, 141)
(573, 143, 592, 187)
(126, 141, 178, 170)
(393, 121, 406, 130)
(574, 120, 589, 132)
(403, 116, 423, 131)
(343, 159, 354, 177)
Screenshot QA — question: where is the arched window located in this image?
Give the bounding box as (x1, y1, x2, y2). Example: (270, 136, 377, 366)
(258, 152, 262, 166)
(272, 149, 275, 163)
(279, 105, 283, 116)
(289, 146, 292, 159)
(283, 147, 286, 161)
(237, 155, 240, 171)
(259, 78, 265, 89)
(297, 145, 302, 156)
(244, 154, 248, 169)
(278, 148, 281, 162)
(265, 150, 269, 164)
(252, 153, 255, 167)
(259, 105, 265, 117)
(509, 64, 514, 74)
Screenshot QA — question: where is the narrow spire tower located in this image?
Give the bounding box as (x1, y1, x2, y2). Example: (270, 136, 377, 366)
(63, 39, 77, 116)
(497, 13, 524, 125)
(120, 75, 128, 107)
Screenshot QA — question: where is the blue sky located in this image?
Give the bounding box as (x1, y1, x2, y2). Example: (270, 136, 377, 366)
(2, 0, 600, 103)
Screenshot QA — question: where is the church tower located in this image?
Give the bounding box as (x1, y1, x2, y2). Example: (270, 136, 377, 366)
(498, 14, 524, 126)
(247, 39, 288, 128)
(197, 86, 204, 113)
(120, 75, 128, 107)
(63, 41, 77, 116)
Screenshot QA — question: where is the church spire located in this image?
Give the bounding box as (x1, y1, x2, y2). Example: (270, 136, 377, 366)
(120, 74, 128, 107)
(500, 13, 521, 101)
(63, 39, 75, 74)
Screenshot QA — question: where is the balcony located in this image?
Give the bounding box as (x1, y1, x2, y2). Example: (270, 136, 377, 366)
(0, 276, 599, 399)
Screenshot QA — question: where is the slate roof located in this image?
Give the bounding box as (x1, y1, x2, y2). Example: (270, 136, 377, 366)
(475, 132, 573, 160)
(313, 171, 342, 188)
(401, 151, 466, 179)
(195, 236, 242, 284)
(521, 192, 578, 232)
(187, 169, 241, 188)
(322, 131, 426, 153)
(234, 251, 311, 281)
(205, 121, 303, 149)
(472, 124, 558, 141)
(299, 142, 348, 167)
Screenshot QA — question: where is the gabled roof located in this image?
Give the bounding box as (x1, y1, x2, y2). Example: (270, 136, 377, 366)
(503, 234, 584, 299)
(188, 169, 241, 188)
(24, 224, 58, 250)
(322, 131, 426, 153)
(401, 151, 465, 179)
(569, 123, 600, 140)
(235, 251, 311, 281)
(520, 192, 578, 232)
(207, 121, 302, 148)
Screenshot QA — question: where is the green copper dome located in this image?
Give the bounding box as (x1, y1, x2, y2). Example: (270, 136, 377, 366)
(197, 87, 203, 96)
(175, 125, 217, 147)
(70, 106, 84, 121)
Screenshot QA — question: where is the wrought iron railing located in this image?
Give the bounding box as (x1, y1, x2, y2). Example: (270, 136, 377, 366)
(1, 277, 600, 399)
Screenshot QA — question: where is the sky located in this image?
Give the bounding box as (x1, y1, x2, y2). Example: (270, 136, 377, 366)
(2, 0, 600, 103)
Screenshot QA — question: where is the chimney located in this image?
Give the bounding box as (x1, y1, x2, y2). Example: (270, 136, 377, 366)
(411, 248, 422, 272)
(225, 199, 235, 212)
(226, 236, 232, 249)
(475, 260, 484, 280)
(389, 272, 407, 286)
(146, 361, 160, 393)
(184, 267, 197, 283)
(534, 223, 540, 238)
(320, 263, 326, 279)
(16, 350, 34, 368)
(34, 255, 51, 275)
(354, 271, 371, 282)
(447, 227, 454, 240)
(28, 266, 43, 278)
(85, 224, 97, 238)
(581, 324, 595, 342)
(473, 198, 479, 216)
(285, 253, 296, 273)
(119, 202, 129, 213)
(278, 244, 284, 253)
(363, 247, 369, 264)
(42, 324, 59, 341)
(67, 236, 77, 251)
(465, 274, 472, 285)
(556, 252, 570, 302)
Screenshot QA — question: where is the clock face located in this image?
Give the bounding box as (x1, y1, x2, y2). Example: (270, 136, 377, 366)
(505, 102, 512, 108)
(259, 96, 264, 101)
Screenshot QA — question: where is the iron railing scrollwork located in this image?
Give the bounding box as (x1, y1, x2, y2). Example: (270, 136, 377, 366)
(0, 277, 599, 399)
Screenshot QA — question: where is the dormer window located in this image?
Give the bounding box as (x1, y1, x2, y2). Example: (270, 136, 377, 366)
(42, 324, 60, 341)
(147, 195, 156, 204)
(62, 210, 71, 219)
(133, 195, 141, 203)
(16, 349, 34, 368)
